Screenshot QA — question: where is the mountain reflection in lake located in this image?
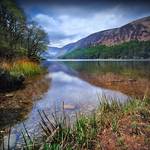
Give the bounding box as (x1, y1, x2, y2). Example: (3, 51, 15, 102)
(4, 60, 149, 148)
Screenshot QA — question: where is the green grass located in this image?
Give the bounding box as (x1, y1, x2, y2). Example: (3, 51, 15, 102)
(18, 110, 97, 150)
(0, 59, 44, 91)
(9, 59, 43, 77)
(2, 97, 150, 149)
(1, 59, 44, 77)
(21, 98, 149, 149)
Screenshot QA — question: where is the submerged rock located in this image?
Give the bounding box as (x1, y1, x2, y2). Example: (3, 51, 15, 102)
(5, 93, 14, 97)
(63, 104, 76, 110)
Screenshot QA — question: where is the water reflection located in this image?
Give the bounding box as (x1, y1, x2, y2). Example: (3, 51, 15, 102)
(3, 61, 131, 148)
(64, 61, 150, 79)
(64, 61, 150, 97)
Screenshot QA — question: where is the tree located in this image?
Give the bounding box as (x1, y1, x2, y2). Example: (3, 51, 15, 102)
(0, 0, 26, 57)
(26, 22, 49, 58)
(0, 0, 49, 59)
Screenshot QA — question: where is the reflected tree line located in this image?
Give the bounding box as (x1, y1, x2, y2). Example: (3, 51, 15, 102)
(66, 61, 150, 79)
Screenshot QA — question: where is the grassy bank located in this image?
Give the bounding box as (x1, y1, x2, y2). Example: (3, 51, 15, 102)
(0, 59, 45, 91)
(95, 97, 150, 149)
(7, 97, 149, 150)
(1, 59, 44, 77)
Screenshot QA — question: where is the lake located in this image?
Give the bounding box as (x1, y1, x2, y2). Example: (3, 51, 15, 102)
(1, 60, 150, 148)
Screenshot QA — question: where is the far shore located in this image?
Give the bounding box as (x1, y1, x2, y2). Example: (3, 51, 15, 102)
(46, 58, 150, 62)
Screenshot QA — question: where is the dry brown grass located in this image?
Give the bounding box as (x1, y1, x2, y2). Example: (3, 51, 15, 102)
(94, 98, 150, 150)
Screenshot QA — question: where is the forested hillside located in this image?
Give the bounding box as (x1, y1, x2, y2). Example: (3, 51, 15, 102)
(62, 41, 150, 59)
(56, 16, 150, 57)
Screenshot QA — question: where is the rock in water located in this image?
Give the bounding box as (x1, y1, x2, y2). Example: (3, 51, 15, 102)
(63, 104, 76, 110)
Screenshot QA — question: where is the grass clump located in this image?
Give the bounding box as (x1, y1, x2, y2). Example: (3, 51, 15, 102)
(96, 97, 150, 149)
(96, 99, 123, 131)
(2, 97, 150, 149)
(0, 58, 44, 91)
(1, 59, 44, 77)
(9, 59, 43, 77)
(75, 113, 97, 148)
(21, 98, 150, 149)
(18, 110, 97, 150)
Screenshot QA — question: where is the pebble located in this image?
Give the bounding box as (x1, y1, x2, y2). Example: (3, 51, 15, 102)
(5, 93, 14, 97)
(63, 104, 76, 110)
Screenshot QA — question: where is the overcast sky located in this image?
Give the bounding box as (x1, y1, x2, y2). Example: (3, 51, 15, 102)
(18, 0, 150, 47)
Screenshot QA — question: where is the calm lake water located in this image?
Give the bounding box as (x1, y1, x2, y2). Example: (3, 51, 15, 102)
(1, 60, 150, 148)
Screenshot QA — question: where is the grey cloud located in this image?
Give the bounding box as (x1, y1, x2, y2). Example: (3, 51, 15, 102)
(48, 32, 78, 41)
(19, 0, 150, 20)
(17, 0, 150, 47)
(18, 0, 150, 6)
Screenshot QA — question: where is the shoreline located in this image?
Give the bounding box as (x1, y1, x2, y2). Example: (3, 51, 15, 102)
(0, 74, 49, 130)
(46, 58, 150, 62)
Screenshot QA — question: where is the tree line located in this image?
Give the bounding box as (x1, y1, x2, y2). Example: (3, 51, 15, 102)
(62, 41, 150, 59)
(0, 0, 49, 59)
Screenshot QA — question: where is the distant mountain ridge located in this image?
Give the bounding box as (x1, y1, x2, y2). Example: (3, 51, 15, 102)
(48, 16, 150, 58)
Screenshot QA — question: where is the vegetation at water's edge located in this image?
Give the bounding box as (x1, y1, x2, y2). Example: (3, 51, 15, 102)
(0, 59, 44, 91)
(3, 97, 149, 149)
(61, 40, 150, 59)
(0, 0, 49, 91)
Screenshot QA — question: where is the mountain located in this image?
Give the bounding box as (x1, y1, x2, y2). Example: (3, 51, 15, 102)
(46, 16, 150, 58)
(61, 41, 150, 59)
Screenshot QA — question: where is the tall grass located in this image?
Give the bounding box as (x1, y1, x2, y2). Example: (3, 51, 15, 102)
(1, 97, 150, 149)
(37, 109, 97, 149)
(10, 60, 43, 77)
(1, 59, 44, 77)
(15, 108, 97, 149)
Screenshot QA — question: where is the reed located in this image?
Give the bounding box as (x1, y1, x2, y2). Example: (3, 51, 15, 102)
(21, 98, 150, 149)
(1, 97, 150, 149)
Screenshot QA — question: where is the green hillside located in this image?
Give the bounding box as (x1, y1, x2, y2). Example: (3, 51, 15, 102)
(61, 41, 150, 59)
